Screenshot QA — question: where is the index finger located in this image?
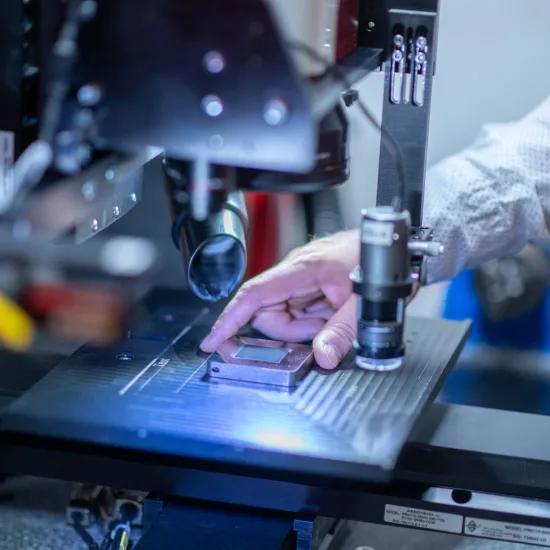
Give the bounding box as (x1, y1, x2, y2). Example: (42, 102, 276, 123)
(200, 261, 319, 352)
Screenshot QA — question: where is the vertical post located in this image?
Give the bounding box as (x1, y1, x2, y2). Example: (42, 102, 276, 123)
(360, 0, 439, 227)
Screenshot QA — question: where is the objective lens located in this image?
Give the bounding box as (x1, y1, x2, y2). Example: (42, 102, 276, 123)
(352, 207, 412, 371)
(355, 356, 403, 371)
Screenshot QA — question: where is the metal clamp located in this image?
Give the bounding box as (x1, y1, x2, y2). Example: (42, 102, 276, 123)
(412, 35, 429, 107)
(390, 34, 406, 104)
(409, 226, 443, 284)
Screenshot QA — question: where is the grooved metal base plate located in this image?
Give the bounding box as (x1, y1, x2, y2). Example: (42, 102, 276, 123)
(0, 289, 470, 481)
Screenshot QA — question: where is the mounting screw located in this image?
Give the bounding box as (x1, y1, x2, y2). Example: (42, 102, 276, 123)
(112, 205, 120, 217)
(81, 181, 96, 201)
(77, 83, 102, 107)
(104, 168, 116, 181)
(208, 134, 224, 150)
(91, 218, 99, 232)
(417, 36, 428, 48)
(80, 0, 97, 21)
(203, 51, 226, 74)
(415, 51, 427, 64)
(202, 95, 224, 117)
(263, 98, 289, 126)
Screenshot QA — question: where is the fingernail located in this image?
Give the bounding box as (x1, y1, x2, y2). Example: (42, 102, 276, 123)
(200, 334, 215, 352)
(319, 340, 341, 369)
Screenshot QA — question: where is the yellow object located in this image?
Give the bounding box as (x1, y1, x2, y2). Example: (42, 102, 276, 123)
(0, 293, 35, 351)
(118, 530, 130, 550)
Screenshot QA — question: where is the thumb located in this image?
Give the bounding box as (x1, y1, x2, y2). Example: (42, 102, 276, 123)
(313, 295, 356, 370)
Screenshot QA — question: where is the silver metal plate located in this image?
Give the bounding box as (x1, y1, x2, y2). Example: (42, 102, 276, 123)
(208, 336, 313, 388)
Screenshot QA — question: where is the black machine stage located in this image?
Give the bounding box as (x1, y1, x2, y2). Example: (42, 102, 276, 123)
(2, 289, 550, 549)
(0, 288, 470, 480)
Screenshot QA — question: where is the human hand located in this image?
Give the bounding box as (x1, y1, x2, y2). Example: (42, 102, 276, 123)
(200, 230, 360, 369)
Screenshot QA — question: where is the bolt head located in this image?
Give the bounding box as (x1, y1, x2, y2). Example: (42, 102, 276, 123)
(208, 134, 224, 149)
(416, 52, 427, 64)
(81, 181, 96, 201)
(203, 51, 225, 74)
(263, 98, 289, 126)
(77, 83, 102, 107)
(392, 50, 403, 62)
(80, 0, 97, 21)
(202, 95, 224, 117)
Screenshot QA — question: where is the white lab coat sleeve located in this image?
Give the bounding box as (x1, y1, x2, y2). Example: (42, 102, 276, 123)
(423, 96, 550, 283)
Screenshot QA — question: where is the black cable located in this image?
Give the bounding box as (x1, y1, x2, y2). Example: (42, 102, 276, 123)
(39, 0, 85, 145)
(9, 0, 88, 206)
(100, 535, 112, 550)
(70, 511, 100, 550)
(286, 41, 407, 213)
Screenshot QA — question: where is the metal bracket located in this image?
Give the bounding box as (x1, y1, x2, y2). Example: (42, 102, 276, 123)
(376, 5, 439, 227)
(390, 33, 406, 104)
(413, 35, 429, 106)
(390, 30, 430, 107)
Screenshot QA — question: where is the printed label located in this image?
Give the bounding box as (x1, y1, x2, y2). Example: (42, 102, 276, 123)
(0, 131, 14, 208)
(464, 517, 550, 547)
(362, 221, 394, 247)
(384, 505, 463, 534)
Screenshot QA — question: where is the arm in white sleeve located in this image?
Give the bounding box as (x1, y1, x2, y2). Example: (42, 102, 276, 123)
(423, 96, 550, 283)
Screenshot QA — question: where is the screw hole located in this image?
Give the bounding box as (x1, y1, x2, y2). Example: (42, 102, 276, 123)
(452, 489, 472, 504)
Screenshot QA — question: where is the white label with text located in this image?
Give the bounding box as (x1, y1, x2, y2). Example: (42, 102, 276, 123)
(384, 505, 463, 534)
(464, 517, 550, 547)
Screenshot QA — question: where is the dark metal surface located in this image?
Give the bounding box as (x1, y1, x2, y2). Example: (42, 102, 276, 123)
(15, 153, 147, 241)
(3, 350, 550, 545)
(400, 404, 550, 500)
(0, 288, 469, 481)
(236, 103, 350, 194)
(0, 351, 63, 406)
(136, 499, 295, 550)
(5, 420, 550, 547)
(77, 0, 316, 174)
